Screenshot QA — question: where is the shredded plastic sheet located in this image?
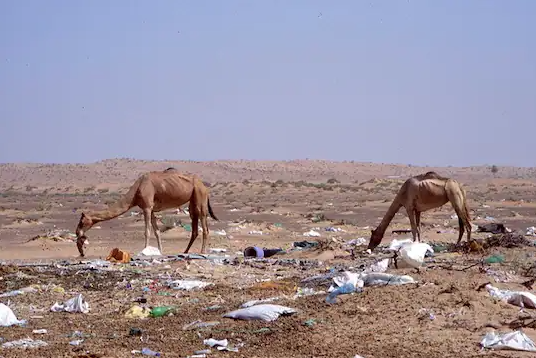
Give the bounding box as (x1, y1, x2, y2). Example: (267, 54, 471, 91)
(223, 304, 297, 322)
(169, 280, 213, 290)
(481, 330, 536, 351)
(50, 294, 90, 313)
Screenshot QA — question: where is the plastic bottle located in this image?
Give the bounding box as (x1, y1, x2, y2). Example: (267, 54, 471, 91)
(325, 283, 361, 304)
(141, 347, 160, 356)
(150, 306, 176, 318)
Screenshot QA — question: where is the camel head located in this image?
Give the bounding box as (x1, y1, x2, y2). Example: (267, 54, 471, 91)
(367, 229, 383, 251)
(75, 212, 93, 257)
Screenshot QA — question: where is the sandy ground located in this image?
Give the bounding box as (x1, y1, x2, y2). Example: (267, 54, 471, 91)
(1, 160, 536, 357)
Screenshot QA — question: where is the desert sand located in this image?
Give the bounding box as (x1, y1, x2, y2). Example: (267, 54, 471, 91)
(1, 159, 536, 357)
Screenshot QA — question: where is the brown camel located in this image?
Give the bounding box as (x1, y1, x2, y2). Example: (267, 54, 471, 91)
(75, 170, 219, 257)
(367, 172, 472, 251)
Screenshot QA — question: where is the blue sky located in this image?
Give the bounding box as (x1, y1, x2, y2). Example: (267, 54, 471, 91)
(1, 1, 535, 166)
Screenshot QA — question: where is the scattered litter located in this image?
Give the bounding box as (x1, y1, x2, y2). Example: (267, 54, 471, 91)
(485, 284, 536, 309)
(0, 285, 38, 298)
(478, 223, 508, 234)
(182, 320, 220, 330)
(248, 230, 264, 235)
(70, 339, 83, 346)
(241, 297, 281, 308)
(138, 246, 162, 256)
(485, 255, 505, 264)
(213, 230, 227, 236)
(481, 330, 536, 352)
(203, 338, 228, 348)
(1, 338, 48, 349)
(303, 230, 320, 237)
(243, 246, 282, 258)
(209, 248, 227, 253)
(125, 305, 151, 319)
(50, 294, 89, 313)
(346, 238, 367, 246)
(396, 242, 434, 268)
(150, 306, 176, 318)
(485, 233, 532, 248)
(325, 226, 344, 232)
(223, 304, 297, 322)
(527, 226, 536, 236)
(0, 303, 26, 327)
(32, 329, 47, 334)
(169, 280, 213, 290)
(362, 273, 416, 286)
(293, 241, 318, 249)
(387, 238, 413, 251)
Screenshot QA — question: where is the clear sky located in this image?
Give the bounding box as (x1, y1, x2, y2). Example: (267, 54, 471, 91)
(1, 1, 535, 166)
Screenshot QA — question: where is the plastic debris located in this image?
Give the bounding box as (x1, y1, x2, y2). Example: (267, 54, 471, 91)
(0, 285, 39, 298)
(1, 338, 48, 349)
(125, 305, 151, 319)
(397, 242, 434, 268)
(241, 297, 281, 308)
(485, 284, 536, 309)
(182, 320, 220, 330)
(223, 304, 297, 322)
(50, 294, 89, 313)
(303, 230, 320, 237)
(481, 330, 536, 351)
(169, 280, 213, 290)
(0, 303, 26, 327)
(138, 246, 162, 256)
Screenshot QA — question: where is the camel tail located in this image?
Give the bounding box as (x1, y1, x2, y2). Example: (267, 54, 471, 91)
(207, 198, 219, 221)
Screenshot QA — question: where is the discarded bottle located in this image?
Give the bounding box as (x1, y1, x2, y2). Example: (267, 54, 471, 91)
(150, 306, 176, 318)
(326, 283, 361, 304)
(141, 347, 161, 356)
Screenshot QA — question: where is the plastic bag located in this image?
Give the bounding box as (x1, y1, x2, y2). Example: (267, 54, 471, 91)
(361, 272, 416, 286)
(397, 242, 434, 268)
(485, 284, 536, 309)
(481, 330, 536, 351)
(223, 304, 297, 322)
(138, 246, 162, 256)
(0, 303, 26, 327)
(169, 280, 213, 290)
(50, 294, 90, 313)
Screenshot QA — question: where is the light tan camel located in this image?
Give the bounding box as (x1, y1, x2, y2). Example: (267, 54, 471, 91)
(75, 170, 218, 257)
(367, 172, 472, 251)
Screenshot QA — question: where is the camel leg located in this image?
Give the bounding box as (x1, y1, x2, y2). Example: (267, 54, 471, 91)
(142, 208, 152, 248)
(184, 202, 199, 253)
(199, 207, 210, 254)
(415, 210, 422, 242)
(405, 207, 418, 242)
(150, 212, 163, 254)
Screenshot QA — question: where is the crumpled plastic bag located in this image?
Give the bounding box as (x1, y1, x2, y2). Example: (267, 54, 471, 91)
(481, 330, 536, 351)
(2, 338, 48, 349)
(50, 294, 90, 313)
(223, 304, 297, 322)
(485, 284, 536, 309)
(138, 246, 162, 256)
(124, 305, 151, 319)
(169, 280, 213, 290)
(0, 303, 26, 327)
(328, 271, 364, 292)
(0, 285, 39, 298)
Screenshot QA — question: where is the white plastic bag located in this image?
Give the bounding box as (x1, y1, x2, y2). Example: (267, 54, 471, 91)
(481, 330, 536, 351)
(50, 294, 90, 313)
(397, 242, 434, 268)
(0, 303, 26, 327)
(485, 284, 536, 309)
(387, 238, 413, 251)
(2, 338, 48, 349)
(223, 304, 297, 322)
(138, 246, 162, 256)
(169, 280, 213, 290)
